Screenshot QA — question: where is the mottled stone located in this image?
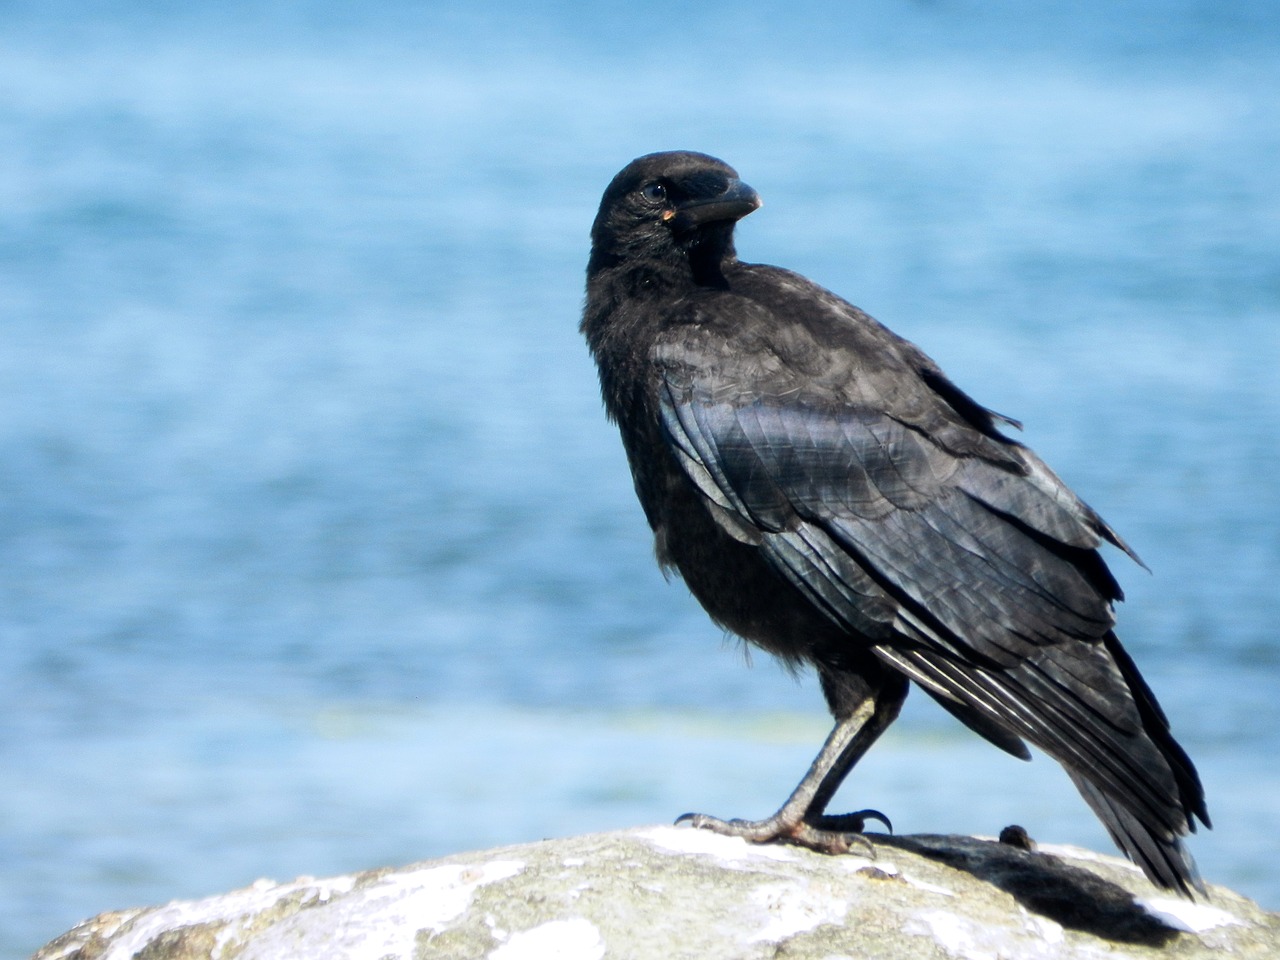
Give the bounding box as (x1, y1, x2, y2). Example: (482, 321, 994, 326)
(33, 828, 1280, 959)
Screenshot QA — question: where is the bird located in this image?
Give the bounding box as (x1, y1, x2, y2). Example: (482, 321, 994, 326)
(580, 150, 1210, 897)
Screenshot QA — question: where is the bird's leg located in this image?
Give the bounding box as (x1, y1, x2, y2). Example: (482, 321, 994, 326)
(676, 692, 898, 855)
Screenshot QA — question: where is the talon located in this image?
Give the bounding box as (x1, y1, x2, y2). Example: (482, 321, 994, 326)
(856, 807, 893, 834)
(817, 833, 850, 855)
(847, 832, 877, 857)
(812, 807, 892, 834)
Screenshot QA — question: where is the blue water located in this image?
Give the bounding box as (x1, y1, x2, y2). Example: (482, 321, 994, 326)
(2, 2, 1278, 954)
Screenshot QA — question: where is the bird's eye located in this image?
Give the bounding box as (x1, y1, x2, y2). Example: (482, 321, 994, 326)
(640, 182, 667, 204)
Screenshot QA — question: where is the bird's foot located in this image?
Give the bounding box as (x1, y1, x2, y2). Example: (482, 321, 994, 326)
(675, 808, 890, 856)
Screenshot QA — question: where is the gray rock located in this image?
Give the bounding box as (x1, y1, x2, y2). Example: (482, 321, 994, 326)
(33, 827, 1279, 959)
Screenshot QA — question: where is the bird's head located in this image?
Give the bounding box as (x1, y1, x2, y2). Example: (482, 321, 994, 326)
(588, 151, 761, 277)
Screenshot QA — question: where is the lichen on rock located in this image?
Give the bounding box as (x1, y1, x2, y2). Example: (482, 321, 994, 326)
(32, 828, 1280, 960)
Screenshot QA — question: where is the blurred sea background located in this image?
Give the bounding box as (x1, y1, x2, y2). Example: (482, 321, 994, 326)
(2, 0, 1278, 953)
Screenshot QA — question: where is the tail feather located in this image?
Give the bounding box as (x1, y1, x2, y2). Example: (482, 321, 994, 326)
(1103, 633, 1211, 830)
(1068, 771, 1205, 898)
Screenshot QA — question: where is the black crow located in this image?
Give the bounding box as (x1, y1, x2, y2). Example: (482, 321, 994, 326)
(581, 150, 1209, 896)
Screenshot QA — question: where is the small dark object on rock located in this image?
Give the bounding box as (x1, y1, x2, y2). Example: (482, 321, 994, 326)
(581, 150, 1211, 897)
(855, 865, 901, 882)
(1000, 825, 1037, 851)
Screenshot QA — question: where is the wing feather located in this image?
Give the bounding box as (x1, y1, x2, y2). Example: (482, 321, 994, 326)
(656, 369, 1200, 873)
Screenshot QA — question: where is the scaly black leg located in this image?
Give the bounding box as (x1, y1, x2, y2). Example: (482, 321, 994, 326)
(676, 688, 899, 854)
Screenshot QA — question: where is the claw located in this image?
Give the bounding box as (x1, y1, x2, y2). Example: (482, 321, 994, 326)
(815, 807, 893, 834)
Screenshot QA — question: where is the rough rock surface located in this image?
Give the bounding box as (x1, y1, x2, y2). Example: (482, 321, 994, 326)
(33, 827, 1279, 959)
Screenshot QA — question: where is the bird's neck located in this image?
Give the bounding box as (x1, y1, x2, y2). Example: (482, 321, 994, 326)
(686, 224, 736, 290)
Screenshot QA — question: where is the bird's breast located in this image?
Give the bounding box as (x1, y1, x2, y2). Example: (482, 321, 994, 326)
(633, 438, 848, 663)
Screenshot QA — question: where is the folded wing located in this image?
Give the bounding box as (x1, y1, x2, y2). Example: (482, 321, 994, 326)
(656, 351, 1207, 893)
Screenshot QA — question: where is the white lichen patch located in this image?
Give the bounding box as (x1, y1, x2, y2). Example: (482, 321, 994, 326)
(1020, 909, 1065, 946)
(365, 860, 526, 933)
(833, 855, 880, 874)
(488, 917, 606, 960)
(1137, 897, 1245, 934)
(88, 859, 520, 960)
(906, 910, 984, 959)
(94, 874, 358, 960)
(236, 859, 525, 960)
(900, 873, 957, 899)
(837, 856, 956, 898)
(36, 909, 147, 960)
(746, 881, 848, 943)
(639, 825, 798, 863)
(905, 908, 1069, 960)
(234, 860, 525, 960)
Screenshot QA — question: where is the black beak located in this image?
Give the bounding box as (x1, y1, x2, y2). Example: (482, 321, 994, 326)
(669, 178, 761, 232)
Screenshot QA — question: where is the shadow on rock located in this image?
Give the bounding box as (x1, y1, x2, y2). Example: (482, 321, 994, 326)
(876, 833, 1181, 947)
